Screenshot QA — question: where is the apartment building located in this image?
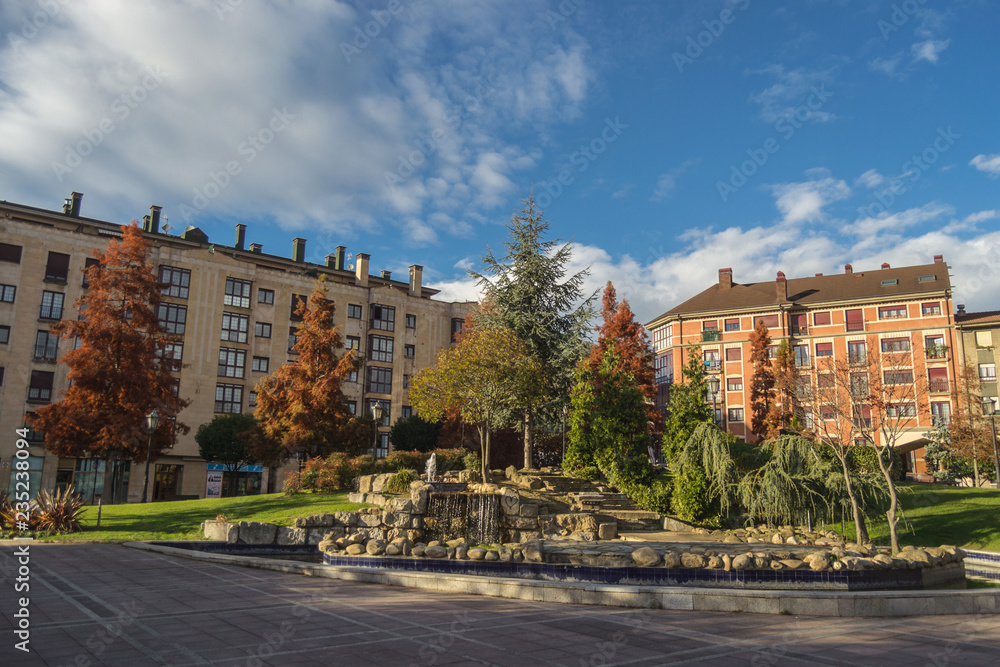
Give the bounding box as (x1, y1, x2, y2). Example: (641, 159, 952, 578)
(0, 193, 475, 502)
(645, 258, 957, 474)
(955, 307, 1000, 415)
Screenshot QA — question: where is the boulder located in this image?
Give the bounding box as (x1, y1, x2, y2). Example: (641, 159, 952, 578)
(366, 539, 387, 556)
(499, 488, 520, 516)
(204, 521, 238, 543)
(456, 545, 469, 560)
(237, 521, 278, 545)
(358, 513, 382, 528)
(631, 547, 661, 568)
(385, 544, 401, 556)
(662, 552, 681, 568)
(770, 533, 785, 545)
(499, 548, 513, 562)
(662, 516, 696, 532)
(522, 540, 543, 563)
(484, 550, 499, 562)
(505, 465, 519, 480)
(333, 511, 358, 527)
(447, 547, 456, 559)
(680, 553, 706, 569)
(722, 554, 732, 571)
(722, 534, 743, 544)
(508, 516, 540, 530)
(425, 545, 448, 559)
(706, 556, 724, 569)
(357, 475, 374, 494)
(276, 527, 307, 546)
(411, 485, 431, 514)
(731, 554, 753, 570)
(779, 559, 805, 570)
(468, 548, 487, 560)
(598, 523, 618, 541)
(345, 543, 365, 555)
(513, 549, 524, 562)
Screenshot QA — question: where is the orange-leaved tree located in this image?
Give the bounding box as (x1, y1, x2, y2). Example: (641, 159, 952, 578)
(30, 223, 189, 462)
(748, 319, 775, 441)
(254, 278, 359, 461)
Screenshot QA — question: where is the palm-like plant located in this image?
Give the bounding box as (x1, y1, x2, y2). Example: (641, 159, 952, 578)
(34, 485, 86, 533)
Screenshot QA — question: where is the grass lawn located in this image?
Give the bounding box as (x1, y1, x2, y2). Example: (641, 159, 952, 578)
(38, 492, 365, 543)
(839, 483, 1000, 552)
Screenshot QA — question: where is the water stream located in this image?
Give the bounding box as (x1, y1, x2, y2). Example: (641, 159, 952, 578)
(425, 492, 501, 544)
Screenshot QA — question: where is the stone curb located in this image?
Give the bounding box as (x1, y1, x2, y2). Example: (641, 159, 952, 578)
(123, 542, 1000, 618)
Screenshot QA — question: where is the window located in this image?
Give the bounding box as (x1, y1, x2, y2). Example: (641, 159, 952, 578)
(372, 305, 396, 332)
(881, 337, 911, 353)
(850, 373, 869, 397)
(402, 374, 409, 388)
(820, 405, 835, 420)
(403, 313, 416, 329)
(159, 342, 183, 372)
(0, 367, 4, 386)
(450, 317, 463, 342)
(803, 409, 814, 429)
(402, 405, 413, 419)
(367, 366, 393, 394)
(346, 336, 360, 351)
(703, 349, 720, 372)
(369, 335, 394, 362)
(727, 377, 743, 392)
(252, 356, 270, 373)
(931, 401, 951, 425)
(818, 374, 834, 389)
(45, 252, 71, 282)
(288, 327, 298, 353)
(845, 309, 864, 332)
(753, 314, 779, 328)
(653, 325, 673, 349)
(248, 391, 257, 408)
(766, 345, 778, 359)
(853, 405, 872, 428)
(654, 353, 673, 386)
(224, 277, 252, 308)
(39, 291, 65, 319)
(0, 326, 9, 344)
(374, 432, 389, 459)
(257, 288, 274, 305)
(724, 318, 740, 331)
(346, 368, 358, 383)
(34, 331, 58, 361)
(725, 348, 741, 362)
(813, 312, 831, 326)
(347, 304, 362, 319)
(976, 331, 994, 348)
(290, 294, 308, 320)
(404, 344, 415, 358)
(28, 370, 54, 402)
(790, 313, 808, 335)
(884, 370, 914, 385)
(727, 408, 744, 422)
(0, 284, 14, 303)
(815, 342, 833, 357)
(218, 348, 246, 378)
(220, 312, 248, 343)
(159, 266, 191, 299)
(880, 279, 898, 286)
(254, 322, 272, 338)
(979, 364, 996, 381)
(878, 306, 907, 319)
(887, 403, 917, 417)
(712, 407, 722, 425)
(925, 335, 946, 359)
(366, 399, 391, 426)
(848, 340, 866, 364)
(82, 258, 100, 287)
(793, 345, 809, 368)
(702, 320, 718, 331)
(795, 377, 812, 399)
(0, 243, 22, 264)
(215, 384, 243, 413)
(346, 401, 357, 415)
(157, 303, 187, 334)
(928, 368, 949, 393)
(921, 302, 941, 316)
(919, 275, 937, 282)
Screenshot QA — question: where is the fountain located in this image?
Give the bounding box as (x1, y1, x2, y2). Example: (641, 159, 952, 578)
(425, 453, 437, 483)
(425, 491, 501, 544)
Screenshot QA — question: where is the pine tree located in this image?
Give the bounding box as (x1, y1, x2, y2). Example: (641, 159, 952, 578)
(470, 194, 594, 467)
(748, 319, 775, 440)
(662, 347, 713, 461)
(30, 223, 188, 462)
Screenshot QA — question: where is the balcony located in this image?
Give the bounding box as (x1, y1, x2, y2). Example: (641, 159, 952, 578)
(703, 360, 721, 373)
(925, 346, 949, 361)
(929, 380, 950, 394)
(701, 330, 721, 342)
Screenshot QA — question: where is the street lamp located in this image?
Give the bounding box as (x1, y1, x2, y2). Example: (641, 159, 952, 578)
(562, 404, 569, 463)
(707, 376, 722, 429)
(140, 409, 160, 503)
(371, 402, 385, 458)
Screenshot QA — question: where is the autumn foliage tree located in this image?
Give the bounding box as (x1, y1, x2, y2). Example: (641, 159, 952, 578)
(253, 278, 359, 460)
(765, 340, 800, 439)
(748, 319, 775, 440)
(30, 223, 188, 462)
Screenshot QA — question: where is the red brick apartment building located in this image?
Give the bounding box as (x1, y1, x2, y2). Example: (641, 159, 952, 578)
(645, 257, 958, 475)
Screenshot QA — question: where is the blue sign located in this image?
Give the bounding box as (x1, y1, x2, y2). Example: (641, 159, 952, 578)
(206, 463, 263, 473)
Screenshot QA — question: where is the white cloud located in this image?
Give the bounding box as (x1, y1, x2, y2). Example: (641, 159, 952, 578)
(651, 158, 699, 201)
(842, 202, 953, 244)
(970, 153, 1000, 177)
(854, 168, 885, 189)
(747, 64, 838, 125)
(770, 173, 850, 225)
(868, 55, 902, 77)
(911, 39, 950, 64)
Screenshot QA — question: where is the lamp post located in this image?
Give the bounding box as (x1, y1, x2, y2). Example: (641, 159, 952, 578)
(140, 409, 160, 503)
(562, 404, 569, 463)
(707, 376, 722, 429)
(371, 402, 385, 458)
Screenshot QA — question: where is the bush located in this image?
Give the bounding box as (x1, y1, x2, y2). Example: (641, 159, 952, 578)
(0, 491, 41, 532)
(386, 469, 418, 494)
(671, 465, 708, 522)
(849, 446, 905, 482)
(286, 448, 472, 494)
(463, 451, 481, 474)
(570, 465, 601, 481)
(34, 486, 86, 533)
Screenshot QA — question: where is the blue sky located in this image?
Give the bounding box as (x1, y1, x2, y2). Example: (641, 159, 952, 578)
(1, 0, 998, 323)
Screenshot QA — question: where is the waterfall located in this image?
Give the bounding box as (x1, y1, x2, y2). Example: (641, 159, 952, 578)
(425, 492, 501, 544)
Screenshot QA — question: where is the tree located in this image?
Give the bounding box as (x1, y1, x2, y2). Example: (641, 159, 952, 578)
(409, 326, 545, 482)
(470, 194, 594, 468)
(389, 415, 441, 453)
(585, 282, 661, 438)
(748, 319, 775, 440)
(29, 223, 188, 465)
(765, 340, 800, 439)
(196, 414, 258, 497)
(661, 347, 713, 461)
(254, 278, 359, 460)
(948, 363, 995, 487)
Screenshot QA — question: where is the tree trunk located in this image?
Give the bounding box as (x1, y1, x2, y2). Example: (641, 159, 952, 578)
(478, 423, 489, 484)
(973, 457, 980, 488)
(876, 450, 900, 553)
(523, 410, 533, 470)
(838, 452, 869, 544)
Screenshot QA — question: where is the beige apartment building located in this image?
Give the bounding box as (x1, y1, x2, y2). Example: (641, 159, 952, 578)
(0, 193, 475, 502)
(955, 307, 1000, 415)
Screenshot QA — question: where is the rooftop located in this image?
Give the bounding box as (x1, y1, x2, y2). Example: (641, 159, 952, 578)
(956, 310, 1000, 326)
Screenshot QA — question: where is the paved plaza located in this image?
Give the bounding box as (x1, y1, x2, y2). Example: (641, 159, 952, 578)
(2, 544, 999, 666)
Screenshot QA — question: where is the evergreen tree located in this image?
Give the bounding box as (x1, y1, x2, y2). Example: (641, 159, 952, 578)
(470, 194, 594, 467)
(389, 415, 441, 453)
(748, 319, 775, 440)
(196, 413, 258, 497)
(662, 347, 713, 461)
(766, 340, 800, 439)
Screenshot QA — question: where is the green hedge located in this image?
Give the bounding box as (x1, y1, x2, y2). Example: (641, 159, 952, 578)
(284, 448, 469, 495)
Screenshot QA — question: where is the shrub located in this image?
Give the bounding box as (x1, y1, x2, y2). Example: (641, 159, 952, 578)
(671, 465, 708, 522)
(849, 446, 905, 482)
(572, 466, 601, 481)
(463, 450, 481, 473)
(34, 486, 86, 533)
(386, 469, 418, 494)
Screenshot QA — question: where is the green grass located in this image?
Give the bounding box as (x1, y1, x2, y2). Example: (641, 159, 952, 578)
(837, 483, 1000, 552)
(36, 492, 365, 543)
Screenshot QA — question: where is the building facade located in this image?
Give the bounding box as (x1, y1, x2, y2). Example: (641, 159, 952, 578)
(955, 308, 1000, 415)
(0, 193, 475, 502)
(645, 258, 958, 475)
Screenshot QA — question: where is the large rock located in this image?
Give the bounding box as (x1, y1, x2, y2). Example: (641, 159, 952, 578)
(425, 546, 448, 559)
(731, 554, 753, 570)
(366, 539, 387, 556)
(631, 547, 661, 568)
(371, 473, 393, 493)
(662, 552, 681, 568)
(468, 548, 487, 560)
(499, 488, 520, 516)
(484, 550, 499, 562)
(276, 527, 307, 546)
(345, 543, 365, 555)
(520, 504, 539, 518)
(681, 553, 706, 569)
(598, 523, 617, 541)
(238, 521, 278, 545)
(357, 475, 374, 494)
(507, 516, 540, 530)
(333, 511, 358, 527)
(522, 540, 543, 563)
(204, 521, 238, 543)
(706, 556, 724, 569)
(358, 513, 382, 528)
(505, 465, 519, 481)
(411, 485, 431, 514)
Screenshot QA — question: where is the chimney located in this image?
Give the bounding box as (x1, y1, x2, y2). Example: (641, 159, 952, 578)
(335, 245, 346, 270)
(881, 262, 890, 269)
(409, 264, 423, 297)
(845, 264, 853, 274)
(149, 205, 161, 234)
(292, 237, 306, 263)
(355, 252, 370, 287)
(815, 273, 823, 276)
(380, 270, 392, 280)
(142, 215, 151, 232)
(957, 304, 967, 316)
(249, 243, 262, 254)
(325, 253, 337, 268)
(934, 254, 943, 264)
(70, 192, 83, 217)
(235, 224, 246, 250)
(776, 271, 787, 301)
(718, 268, 733, 289)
